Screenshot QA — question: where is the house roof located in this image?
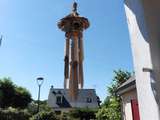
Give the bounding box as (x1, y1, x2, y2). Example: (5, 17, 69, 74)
(116, 75, 136, 95)
(48, 88, 99, 108)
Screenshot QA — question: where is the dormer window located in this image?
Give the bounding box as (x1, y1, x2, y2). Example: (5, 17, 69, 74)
(57, 91, 62, 94)
(52, 91, 56, 95)
(56, 96, 62, 105)
(86, 97, 92, 103)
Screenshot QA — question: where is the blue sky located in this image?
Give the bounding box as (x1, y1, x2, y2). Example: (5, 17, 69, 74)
(0, 0, 133, 101)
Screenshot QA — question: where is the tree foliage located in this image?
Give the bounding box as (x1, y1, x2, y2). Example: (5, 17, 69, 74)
(96, 96, 121, 120)
(0, 78, 15, 108)
(113, 69, 131, 86)
(96, 69, 131, 120)
(0, 78, 32, 109)
(108, 69, 131, 96)
(27, 100, 52, 115)
(13, 86, 32, 108)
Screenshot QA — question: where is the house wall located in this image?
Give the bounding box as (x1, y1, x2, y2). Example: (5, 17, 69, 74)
(121, 89, 137, 120)
(48, 88, 99, 110)
(124, 0, 160, 119)
(141, 0, 160, 107)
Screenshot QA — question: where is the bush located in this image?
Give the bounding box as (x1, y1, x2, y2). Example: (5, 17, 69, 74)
(60, 112, 69, 120)
(0, 107, 31, 120)
(68, 108, 97, 120)
(96, 69, 131, 120)
(30, 111, 58, 120)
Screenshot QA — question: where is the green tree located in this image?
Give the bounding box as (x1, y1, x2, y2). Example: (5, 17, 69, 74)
(27, 101, 38, 115)
(0, 78, 15, 108)
(0, 78, 32, 109)
(113, 69, 131, 86)
(13, 86, 32, 109)
(27, 100, 52, 115)
(96, 69, 131, 120)
(108, 69, 131, 96)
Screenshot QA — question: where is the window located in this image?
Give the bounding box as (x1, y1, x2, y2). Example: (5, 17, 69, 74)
(57, 91, 62, 94)
(86, 98, 92, 103)
(55, 111, 61, 115)
(56, 96, 62, 105)
(52, 91, 56, 95)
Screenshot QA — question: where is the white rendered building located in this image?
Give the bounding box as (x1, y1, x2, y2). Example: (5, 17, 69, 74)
(124, 0, 160, 120)
(117, 76, 140, 120)
(48, 86, 99, 113)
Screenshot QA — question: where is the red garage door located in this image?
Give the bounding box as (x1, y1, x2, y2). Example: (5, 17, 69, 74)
(131, 99, 140, 120)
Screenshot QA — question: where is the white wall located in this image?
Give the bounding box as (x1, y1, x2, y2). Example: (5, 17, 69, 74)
(141, 0, 160, 107)
(121, 89, 137, 120)
(124, 0, 160, 119)
(48, 88, 99, 109)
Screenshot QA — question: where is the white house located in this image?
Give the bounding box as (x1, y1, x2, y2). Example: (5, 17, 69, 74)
(48, 86, 100, 113)
(117, 76, 140, 120)
(124, 0, 160, 119)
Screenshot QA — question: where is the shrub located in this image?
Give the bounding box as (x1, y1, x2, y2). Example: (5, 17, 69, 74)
(68, 108, 97, 120)
(30, 111, 58, 120)
(0, 107, 31, 120)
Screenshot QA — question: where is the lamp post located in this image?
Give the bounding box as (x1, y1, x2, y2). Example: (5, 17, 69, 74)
(36, 77, 44, 113)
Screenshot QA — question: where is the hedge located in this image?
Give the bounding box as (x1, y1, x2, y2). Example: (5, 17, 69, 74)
(0, 108, 31, 120)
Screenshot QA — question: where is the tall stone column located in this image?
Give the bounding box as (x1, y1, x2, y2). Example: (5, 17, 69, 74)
(124, 0, 160, 119)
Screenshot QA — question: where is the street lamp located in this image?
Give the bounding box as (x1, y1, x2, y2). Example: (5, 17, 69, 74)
(36, 77, 44, 113)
